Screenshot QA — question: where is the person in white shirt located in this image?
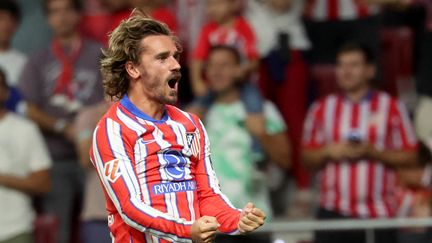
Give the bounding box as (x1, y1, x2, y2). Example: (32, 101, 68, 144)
(0, 67, 52, 243)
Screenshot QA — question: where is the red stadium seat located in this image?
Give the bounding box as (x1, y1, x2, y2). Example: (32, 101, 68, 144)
(309, 64, 339, 98)
(34, 214, 59, 243)
(379, 27, 413, 97)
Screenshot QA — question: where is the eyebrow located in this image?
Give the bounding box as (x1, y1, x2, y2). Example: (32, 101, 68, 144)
(154, 51, 180, 60)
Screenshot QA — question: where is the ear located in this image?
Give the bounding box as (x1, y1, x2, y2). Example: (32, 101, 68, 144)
(125, 61, 141, 80)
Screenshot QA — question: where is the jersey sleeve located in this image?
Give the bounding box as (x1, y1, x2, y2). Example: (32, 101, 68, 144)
(193, 116, 241, 235)
(90, 118, 193, 242)
(390, 100, 417, 150)
(302, 101, 325, 148)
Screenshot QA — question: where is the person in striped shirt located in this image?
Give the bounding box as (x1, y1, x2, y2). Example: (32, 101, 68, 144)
(302, 42, 417, 243)
(92, 9, 266, 243)
(304, 0, 409, 63)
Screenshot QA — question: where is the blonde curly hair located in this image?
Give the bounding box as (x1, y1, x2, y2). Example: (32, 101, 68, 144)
(100, 9, 180, 100)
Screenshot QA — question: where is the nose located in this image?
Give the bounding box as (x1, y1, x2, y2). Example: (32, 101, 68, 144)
(170, 56, 181, 71)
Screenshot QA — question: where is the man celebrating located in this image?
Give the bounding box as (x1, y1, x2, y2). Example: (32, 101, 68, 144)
(92, 10, 266, 243)
(302, 42, 417, 243)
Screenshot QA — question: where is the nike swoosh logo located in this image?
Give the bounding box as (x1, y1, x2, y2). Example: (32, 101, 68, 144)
(139, 139, 156, 145)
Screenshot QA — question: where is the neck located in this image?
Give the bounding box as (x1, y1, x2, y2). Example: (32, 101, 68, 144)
(0, 41, 10, 52)
(218, 16, 235, 28)
(215, 87, 240, 104)
(128, 90, 165, 120)
(345, 85, 370, 102)
(56, 31, 80, 48)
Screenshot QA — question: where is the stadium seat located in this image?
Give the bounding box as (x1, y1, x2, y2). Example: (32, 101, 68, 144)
(309, 64, 338, 99)
(34, 214, 59, 243)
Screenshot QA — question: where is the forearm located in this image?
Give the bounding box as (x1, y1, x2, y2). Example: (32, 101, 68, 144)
(190, 60, 204, 93)
(258, 133, 291, 169)
(26, 103, 66, 133)
(242, 59, 259, 78)
(302, 147, 329, 169)
(370, 148, 417, 168)
(0, 170, 51, 195)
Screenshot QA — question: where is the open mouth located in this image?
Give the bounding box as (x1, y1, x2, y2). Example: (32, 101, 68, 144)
(167, 74, 181, 89)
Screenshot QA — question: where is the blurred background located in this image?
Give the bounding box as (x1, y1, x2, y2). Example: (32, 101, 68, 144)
(0, 0, 432, 243)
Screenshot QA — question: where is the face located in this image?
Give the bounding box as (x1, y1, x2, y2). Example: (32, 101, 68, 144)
(206, 0, 235, 24)
(46, 0, 81, 37)
(268, 0, 293, 12)
(129, 35, 181, 105)
(335, 51, 375, 92)
(0, 10, 18, 46)
(206, 49, 240, 94)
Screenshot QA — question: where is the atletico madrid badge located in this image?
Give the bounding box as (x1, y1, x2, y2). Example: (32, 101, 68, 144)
(185, 130, 200, 158)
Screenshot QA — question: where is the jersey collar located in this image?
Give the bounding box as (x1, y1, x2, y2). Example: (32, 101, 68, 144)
(120, 94, 169, 123)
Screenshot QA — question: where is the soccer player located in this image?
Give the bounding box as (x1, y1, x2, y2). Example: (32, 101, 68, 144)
(302, 42, 418, 243)
(92, 10, 266, 243)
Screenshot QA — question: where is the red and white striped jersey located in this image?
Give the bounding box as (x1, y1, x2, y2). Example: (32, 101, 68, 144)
(304, 0, 379, 21)
(303, 91, 417, 218)
(90, 95, 241, 243)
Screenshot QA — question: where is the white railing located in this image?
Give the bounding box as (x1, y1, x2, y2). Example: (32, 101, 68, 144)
(259, 218, 432, 243)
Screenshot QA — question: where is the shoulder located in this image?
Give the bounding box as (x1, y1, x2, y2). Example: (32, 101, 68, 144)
(166, 105, 204, 131)
(6, 113, 40, 134)
(201, 21, 218, 33)
(236, 16, 254, 30)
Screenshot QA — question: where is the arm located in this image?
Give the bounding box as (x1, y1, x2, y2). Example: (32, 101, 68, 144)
(258, 132, 291, 169)
(26, 103, 75, 142)
(371, 100, 418, 168)
(368, 146, 417, 168)
(190, 60, 208, 97)
(0, 170, 51, 195)
(0, 121, 52, 195)
(91, 119, 193, 242)
(302, 146, 330, 169)
(193, 118, 242, 234)
(190, 26, 211, 98)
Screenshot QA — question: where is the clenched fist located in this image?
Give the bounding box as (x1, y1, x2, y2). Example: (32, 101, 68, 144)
(238, 202, 266, 234)
(191, 216, 219, 243)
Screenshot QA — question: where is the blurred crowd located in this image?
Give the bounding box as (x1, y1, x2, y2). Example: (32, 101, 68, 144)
(0, 0, 432, 243)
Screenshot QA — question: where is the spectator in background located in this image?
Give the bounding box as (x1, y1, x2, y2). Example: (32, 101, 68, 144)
(0, 68, 52, 243)
(396, 142, 432, 243)
(203, 45, 291, 243)
(17, 0, 104, 242)
(0, 0, 26, 112)
(108, 0, 177, 43)
(304, 0, 406, 63)
(302, 43, 417, 243)
(79, 0, 113, 44)
(189, 0, 266, 156)
(246, 0, 312, 208)
(74, 101, 112, 243)
(190, 0, 259, 97)
(415, 0, 432, 155)
(175, 0, 206, 60)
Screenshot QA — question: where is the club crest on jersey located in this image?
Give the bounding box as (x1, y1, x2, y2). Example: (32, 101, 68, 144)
(163, 150, 188, 181)
(104, 159, 121, 183)
(185, 130, 200, 158)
